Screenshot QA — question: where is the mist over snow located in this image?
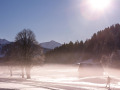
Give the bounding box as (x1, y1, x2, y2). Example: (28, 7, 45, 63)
(0, 65, 119, 90)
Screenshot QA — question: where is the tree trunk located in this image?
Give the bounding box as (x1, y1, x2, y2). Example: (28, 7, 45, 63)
(22, 67, 24, 78)
(10, 66, 12, 76)
(25, 66, 31, 79)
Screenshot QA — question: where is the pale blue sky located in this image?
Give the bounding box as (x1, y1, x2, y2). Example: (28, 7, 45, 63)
(0, 0, 120, 43)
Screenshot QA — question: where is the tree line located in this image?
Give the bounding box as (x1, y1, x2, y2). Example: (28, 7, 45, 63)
(46, 23, 120, 64)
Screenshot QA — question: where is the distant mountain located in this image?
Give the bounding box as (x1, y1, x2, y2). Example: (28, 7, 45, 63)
(0, 39, 62, 57)
(40, 40, 62, 49)
(0, 39, 10, 45)
(0, 39, 10, 58)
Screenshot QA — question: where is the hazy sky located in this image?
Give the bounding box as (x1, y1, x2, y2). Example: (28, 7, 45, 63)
(0, 0, 120, 44)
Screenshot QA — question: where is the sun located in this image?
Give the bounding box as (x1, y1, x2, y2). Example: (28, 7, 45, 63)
(88, 0, 111, 11)
(80, 0, 112, 20)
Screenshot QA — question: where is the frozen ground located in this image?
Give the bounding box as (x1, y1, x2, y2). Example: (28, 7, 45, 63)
(0, 64, 119, 90)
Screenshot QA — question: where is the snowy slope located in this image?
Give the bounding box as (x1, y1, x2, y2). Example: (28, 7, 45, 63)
(40, 40, 62, 49)
(0, 39, 10, 57)
(0, 39, 10, 45)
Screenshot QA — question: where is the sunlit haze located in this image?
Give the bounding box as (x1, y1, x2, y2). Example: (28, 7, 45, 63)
(89, 0, 112, 11)
(0, 0, 119, 43)
(0, 65, 120, 89)
(0, 0, 120, 89)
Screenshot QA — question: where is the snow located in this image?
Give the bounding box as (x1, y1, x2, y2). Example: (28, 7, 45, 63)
(0, 65, 119, 90)
(0, 39, 10, 45)
(80, 59, 94, 64)
(40, 40, 62, 49)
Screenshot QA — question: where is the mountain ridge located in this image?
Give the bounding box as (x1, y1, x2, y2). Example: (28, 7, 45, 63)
(0, 39, 10, 45)
(40, 40, 62, 49)
(0, 39, 62, 56)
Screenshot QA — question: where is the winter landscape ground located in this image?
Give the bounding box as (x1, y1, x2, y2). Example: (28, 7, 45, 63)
(0, 64, 119, 90)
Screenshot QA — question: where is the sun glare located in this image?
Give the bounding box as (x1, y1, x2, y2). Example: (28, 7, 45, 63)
(80, 0, 112, 20)
(89, 0, 111, 10)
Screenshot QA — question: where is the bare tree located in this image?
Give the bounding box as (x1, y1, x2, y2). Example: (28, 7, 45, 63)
(5, 43, 18, 77)
(15, 29, 43, 79)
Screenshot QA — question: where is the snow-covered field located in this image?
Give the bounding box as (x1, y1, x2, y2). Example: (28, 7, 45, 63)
(0, 64, 120, 90)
